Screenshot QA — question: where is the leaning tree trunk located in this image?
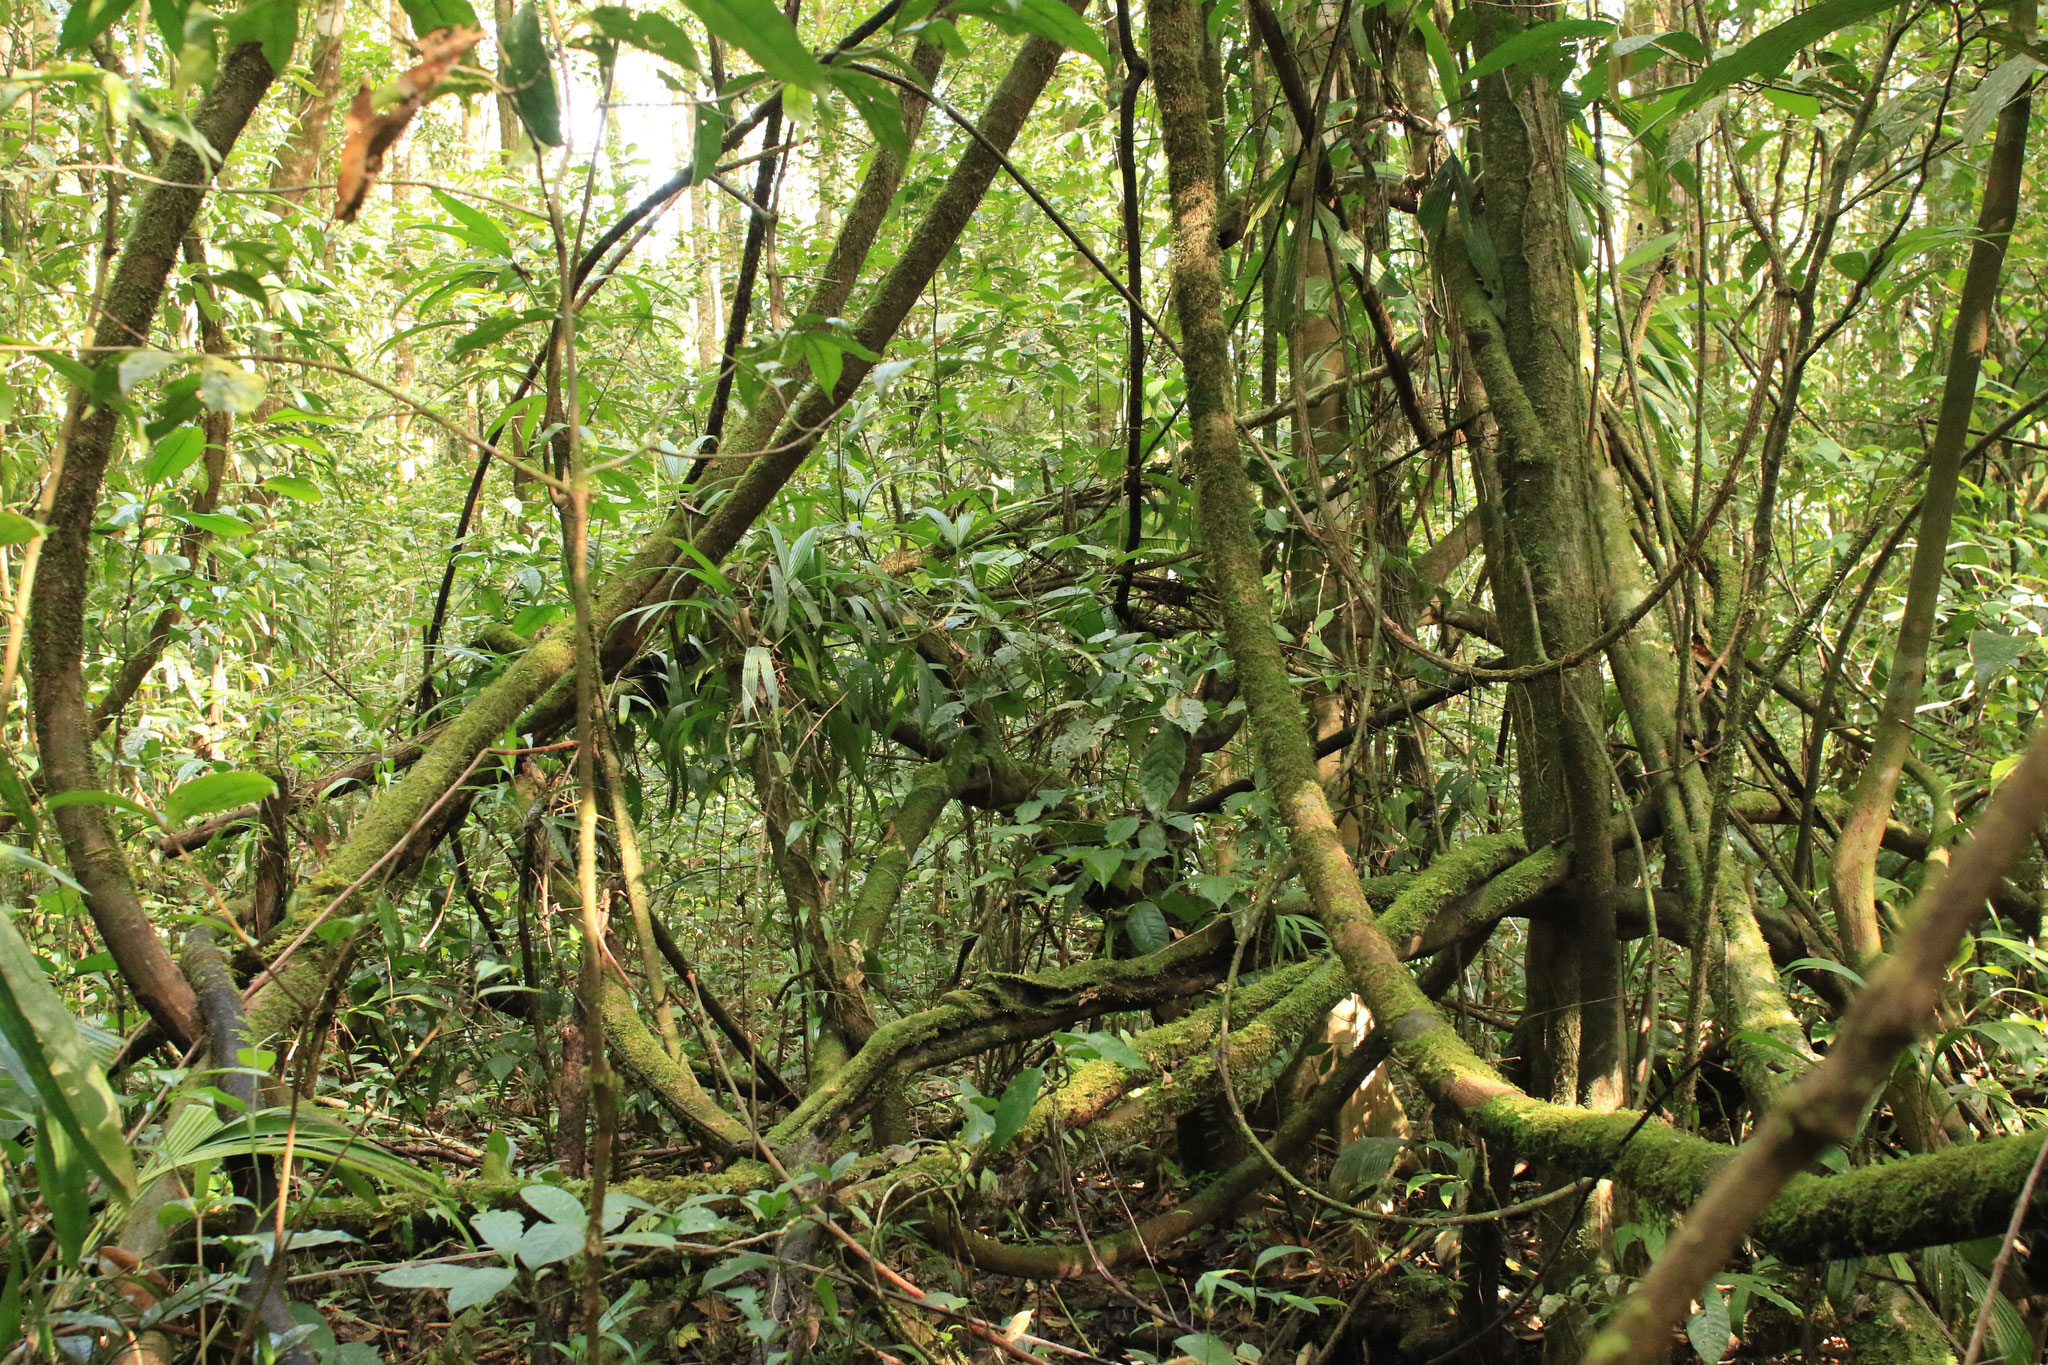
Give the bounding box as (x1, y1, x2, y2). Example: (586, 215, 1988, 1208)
(1830, 10, 2035, 963)
(29, 41, 279, 1052)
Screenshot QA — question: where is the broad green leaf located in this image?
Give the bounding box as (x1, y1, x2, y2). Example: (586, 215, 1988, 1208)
(428, 187, 515, 258)
(0, 513, 43, 547)
(1972, 630, 2029, 688)
(1138, 725, 1186, 814)
(691, 99, 724, 184)
(585, 6, 699, 71)
(45, 788, 159, 823)
(449, 309, 551, 360)
(0, 846, 83, 894)
(471, 1208, 526, 1260)
(183, 511, 255, 538)
(0, 905, 136, 1197)
(262, 474, 321, 501)
(681, 0, 829, 92)
(1463, 18, 1612, 86)
(197, 357, 266, 415)
(41, 1123, 93, 1264)
(987, 1066, 1042, 1154)
(829, 68, 906, 157)
(0, 750, 38, 837)
(1080, 847, 1123, 885)
(1644, 0, 1904, 130)
(60, 0, 141, 52)
(951, 0, 1109, 71)
(222, 0, 299, 71)
(1173, 1334, 1237, 1365)
(446, 1264, 516, 1311)
(1126, 902, 1171, 955)
(397, 0, 478, 34)
(141, 426, 206, 485)
(701, 1250, 776, 1290)
(164, 769, 277, 826)
(521, 1182, 585, 1225)
(503, 0, 563, 145)
(1255, 1244, 1312, 1272)
(144, 1110, 438, 1191)
(1686, 1287, 1732, 1363)
(1331, 1135, 1402, 1195)
(119, 348, 180, 394)
(378, 1263, 473, 1288)
(1068, 1030, 1148, 1071)
(1962, 57, 2039, 146)
(1160, 693, 1207, 735)
(517, 1218, 583, 1268)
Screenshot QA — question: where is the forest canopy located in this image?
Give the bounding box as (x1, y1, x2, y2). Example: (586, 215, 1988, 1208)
(1, 0, 2047, 1359)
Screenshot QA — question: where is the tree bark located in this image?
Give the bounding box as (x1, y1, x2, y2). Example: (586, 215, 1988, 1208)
(1831, 20, 2034, 963)
(29, 41, 278, 1052)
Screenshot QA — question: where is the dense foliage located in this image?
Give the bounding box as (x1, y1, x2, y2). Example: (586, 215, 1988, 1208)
(2, 0, 2048, 1359)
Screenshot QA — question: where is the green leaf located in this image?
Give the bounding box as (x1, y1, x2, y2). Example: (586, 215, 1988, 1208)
(142, 426, 207, 485)
(692, 99, 724, 184)
(222, 0, 299, 72)
(1687, 1286, 1732, 1363)
(448, 310, 549, 360)
(41, 1123, 93, 1265)
(397, 0, 478, 35)
(164, 769, 277, 826)
(0, 513, 43, 547)
(1255, 1243, 1312, 1272)
(1331, 1135, 1402, 1195)
(1644, 0, 1904, 130)
(1138, 725, 1186, 814)
(119, 348, 180, 394)
(428, 188, 515, 258)
(1069, 1030, 1148, 1071)
(504, 0, 563, 146)
(182, 511, 255, 538)
(1126, 902, 1171, 955)
(680, 0, 829, 92)
(1160, 693, 1207, 735)
(1173, 1334, 1237, 1365)
(1962, 56, 2039, 146)
(143, 1109, 439, 1191)
(0, 846, 80, 893)
(829, 68, 906, 157)
(262, 474, 321, 502)
(197, 357, 266, 415)
(521, 1182, 585, 1225)
(470, 1208, 526, 1261)
(987, 1066, 1042, 1154)
(0, 905, 136, 1198)
(45, 789, 159, 824)
(701, 1250, 776, 1290)
(446, 1264, 516, 1312)
(950, 0, 1109, 70)
(1463, 18, 1612, 86)
(60, 0, 141, 52)
(516, 1218, 583, 1268)
(1080, 847, 1123, 886)
(1972, 630, 2029, 688)
(585, 6, 699, 71)
(0, 750, 39, 838)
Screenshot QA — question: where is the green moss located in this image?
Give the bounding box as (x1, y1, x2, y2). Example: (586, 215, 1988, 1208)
(602, 978, 751, 1156)
(1378, 833, 1528, 948)
(1843, 1284, 1958, 1365)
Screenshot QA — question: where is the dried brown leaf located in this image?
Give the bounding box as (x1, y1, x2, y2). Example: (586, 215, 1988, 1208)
(334, 26, 485, 223)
